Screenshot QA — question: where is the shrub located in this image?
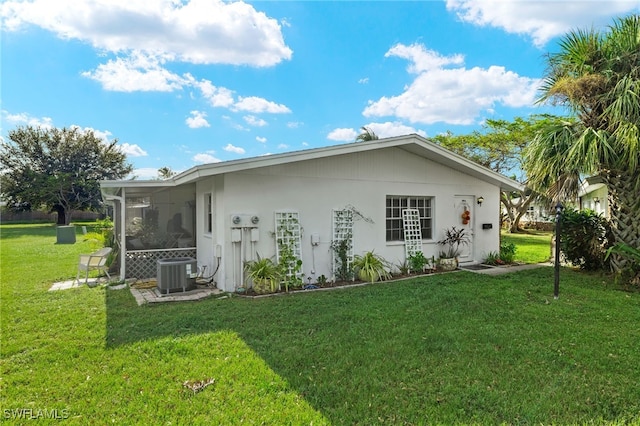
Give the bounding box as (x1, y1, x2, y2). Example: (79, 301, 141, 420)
(500, 242, 517, 264)
(408, 251, 428, 273)
(353, 251, 391, 282)
(484, 251, 503, 266)
(559, 209, 613, 271)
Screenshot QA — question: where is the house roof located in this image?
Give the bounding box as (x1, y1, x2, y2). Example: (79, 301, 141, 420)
(579, 175, 607, 197)
(101, 134, 524, 196)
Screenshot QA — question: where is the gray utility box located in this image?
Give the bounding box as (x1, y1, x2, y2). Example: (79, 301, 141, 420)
(157, 257, 197, 295)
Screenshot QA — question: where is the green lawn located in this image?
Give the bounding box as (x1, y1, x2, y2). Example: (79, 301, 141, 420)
(2, 224, 640, 424)
(502, 230, 553, 264)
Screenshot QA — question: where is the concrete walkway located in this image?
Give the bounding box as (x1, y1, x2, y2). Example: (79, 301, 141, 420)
(49, 277, 224, 305)
(49, 277, 109, 291)
(459, 262, 552, 275)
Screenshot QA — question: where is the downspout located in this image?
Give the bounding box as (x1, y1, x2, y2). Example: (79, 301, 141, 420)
(105, 192, 127, 281)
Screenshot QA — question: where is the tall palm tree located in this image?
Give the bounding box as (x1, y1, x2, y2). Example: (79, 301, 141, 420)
(355, 126, 379, 142)
(525, 14, 640, 271)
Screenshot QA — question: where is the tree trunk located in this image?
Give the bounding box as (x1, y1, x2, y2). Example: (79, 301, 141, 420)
(51, 205, 66, 225)
(604, 170, 640, 272)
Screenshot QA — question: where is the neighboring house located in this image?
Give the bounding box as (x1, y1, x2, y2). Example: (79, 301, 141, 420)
(503, 197, 552, 224)
(100, 134, 522, 293)
(578, 175, 609, 218)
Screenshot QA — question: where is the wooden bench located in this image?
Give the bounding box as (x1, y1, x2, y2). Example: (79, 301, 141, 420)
(75, 247, 113, 285)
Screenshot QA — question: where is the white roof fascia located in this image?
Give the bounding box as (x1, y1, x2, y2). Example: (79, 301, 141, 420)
(100, 180, 176, 197)
(102, 134, 524, 193)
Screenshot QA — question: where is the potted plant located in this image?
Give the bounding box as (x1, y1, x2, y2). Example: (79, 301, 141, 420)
(436, 226, 470, 271)
(244, 254, 281, 294)
(353, 251, 391, 282)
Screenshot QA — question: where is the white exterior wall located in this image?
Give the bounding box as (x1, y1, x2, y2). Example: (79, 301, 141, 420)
(581, 186, 609, 218)
(195, 147, 502, 292)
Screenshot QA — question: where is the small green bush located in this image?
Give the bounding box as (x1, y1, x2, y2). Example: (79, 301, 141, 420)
(560, 209, 612, 271)
(408, 251, 428, 273)
(500, 242, 517, 264)
(484, 251, 503, 266)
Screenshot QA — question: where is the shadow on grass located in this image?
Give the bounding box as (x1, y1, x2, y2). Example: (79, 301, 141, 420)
(105, 268, 640, 424)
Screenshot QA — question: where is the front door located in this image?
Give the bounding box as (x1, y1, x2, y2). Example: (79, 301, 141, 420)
(454, 195, 474, 263)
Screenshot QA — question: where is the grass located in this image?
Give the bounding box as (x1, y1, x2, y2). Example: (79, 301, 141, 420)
(2, 224, 640, 424)
(502, 230, 553, 264)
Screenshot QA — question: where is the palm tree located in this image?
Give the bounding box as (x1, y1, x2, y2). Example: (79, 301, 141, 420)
(355, 126, 379, 142)
(525, 14, 640, 271)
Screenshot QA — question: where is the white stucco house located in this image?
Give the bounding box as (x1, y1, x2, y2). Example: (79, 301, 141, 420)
(100, 134, 523, 293)
(578, 175, 609, 218)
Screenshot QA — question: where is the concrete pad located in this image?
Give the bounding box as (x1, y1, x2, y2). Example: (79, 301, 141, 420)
(129, 285, 224, 305)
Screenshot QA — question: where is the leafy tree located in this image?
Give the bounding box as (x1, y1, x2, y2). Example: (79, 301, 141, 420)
(525, 14, 640, 272)
(157, 167, 176, 180)
(0, 126, 133, 225)
(433, 115, 566, 232)
(355, 126, 379, 142)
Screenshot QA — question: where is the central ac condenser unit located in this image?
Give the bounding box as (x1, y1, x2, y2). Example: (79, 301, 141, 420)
(157, 257, 197, 295)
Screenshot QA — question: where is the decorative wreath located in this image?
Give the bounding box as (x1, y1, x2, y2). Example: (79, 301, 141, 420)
(461, 209, 471, 225)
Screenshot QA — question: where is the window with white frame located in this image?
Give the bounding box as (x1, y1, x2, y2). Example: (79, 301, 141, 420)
(386, 196, 432, 241)
(206, 193, 213, 233)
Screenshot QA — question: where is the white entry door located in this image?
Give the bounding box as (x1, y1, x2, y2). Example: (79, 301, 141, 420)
(453, 195, 474, 263)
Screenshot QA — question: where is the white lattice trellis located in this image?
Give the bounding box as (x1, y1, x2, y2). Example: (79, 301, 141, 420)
(125, 248, 197, 279)
(332, 209, 354, 281)
(274, 211, 303, 282)
(402, 208, 423, 258)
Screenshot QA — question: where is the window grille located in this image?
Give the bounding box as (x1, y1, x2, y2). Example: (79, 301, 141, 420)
(274, 211, 303, 282)
(386, 196, 432, 241)
(402, 208, 423, 258)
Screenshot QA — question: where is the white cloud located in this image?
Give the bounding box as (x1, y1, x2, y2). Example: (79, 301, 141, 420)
(277, 143, 289, 149)
(256, 136, 267, 143)
(132, 167, 161, 180)
(82, 52, 186, 92)
(223, 143, 246, 154)
(233, 97, 291, 114)
(185, 110, 210, 129)
(446, 0, 639, 47)
(1, 0, 292, 66)
(118, 143, 148, 157)
(1, 113, 148, 156)
(193, 152, 221, 164)
(287, 121, 303, 129)
(358, 77, 369, 84)
(327, 128, 358, 142)
(363, 43, 540, 125)
(2, 111, 53, 129)
(189, 77, 235, 108)
(326, 122, 426, 141)
(385, 43, 464, 73)
(244, 115, 268, 127)
(364, 122, 427, 138)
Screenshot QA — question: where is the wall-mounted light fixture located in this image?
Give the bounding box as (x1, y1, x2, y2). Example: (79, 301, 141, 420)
(477, 196, 484, 205)
(593, 197, 600, 204)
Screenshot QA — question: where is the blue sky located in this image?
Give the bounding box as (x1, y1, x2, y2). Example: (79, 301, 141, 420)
(2, 1, 638, 179)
